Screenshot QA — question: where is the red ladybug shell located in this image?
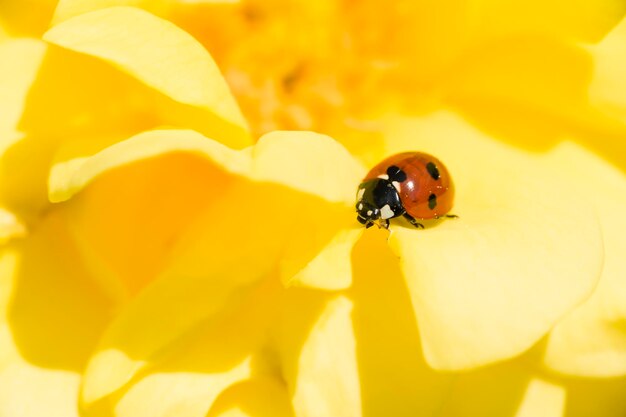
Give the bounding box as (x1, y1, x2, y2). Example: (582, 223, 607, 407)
(363, 152, 454, 219)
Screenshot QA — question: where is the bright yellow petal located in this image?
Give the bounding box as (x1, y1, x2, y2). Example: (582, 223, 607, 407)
(52, 0, 171, 25)
(443, 36, 593, 151)
(0, 0, 58, 37)
(207, 377, 295, 417)
(465, 0, 626, 43)
(0, 39, 52, 220)
(543, 142, 626, 377)
(44, 6, 250, 148)
(384, 113, 603, 370)
(274, 292, 361, 417)
(0, 212, 113, 416)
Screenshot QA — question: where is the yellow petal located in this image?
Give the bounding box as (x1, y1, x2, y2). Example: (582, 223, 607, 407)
(81, 272, 257, 406)
(274, 292, 361, 417)
(543, 142, 626, 377)
(51, 129, 362, 204)
(0, 211, 113, 416)
(0, 208, 26, 244)
(50, 129, 361, 294)
(0, 39, 47, 154)
(283, 225, 363, 290)
(556, 374, 626, 417)
(349, 230, 454, 415)
(52, 0, 172, 25)
(251, 131, 365, 203)
(4, 211, 113, 371)
(589, 16, 626, 121)
(0, 0, 57, 37)
(83, 276, 282, 414)
(443, 36, 593, 152)
(0, 39, 54, 220)
(113, 360, 250, 417)
(384, 113, 603, 370)
(514, 379, 566, 417)
(207, 377, 295, 417)
(437, 358, 565, 417)
(465, 0, 626, 43)
(44, 6, 250, 148)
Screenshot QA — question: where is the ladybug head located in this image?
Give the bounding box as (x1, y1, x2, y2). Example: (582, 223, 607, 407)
(355, 178, 404, 228)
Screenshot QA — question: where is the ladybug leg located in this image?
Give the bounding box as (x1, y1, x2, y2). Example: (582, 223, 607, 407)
(403, 213, 424, 229)
(434, 214, 459, 220)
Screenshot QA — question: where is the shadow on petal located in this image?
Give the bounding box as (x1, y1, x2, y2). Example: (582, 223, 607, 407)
(7, 211, 114, 372)
(562, 375, 626, 417)
(350, 229, 453, 416)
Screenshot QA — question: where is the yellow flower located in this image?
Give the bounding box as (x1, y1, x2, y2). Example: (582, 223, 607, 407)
(2, 1, 626, 417)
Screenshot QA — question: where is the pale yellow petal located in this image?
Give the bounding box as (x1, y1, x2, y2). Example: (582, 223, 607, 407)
(274, 292, 361, 417)
(44, 6, 250, 148)
(0, 354, 82, 417)
(384, 113, 603, 370)
(514, 379, 566, 417)
(207, 377, 294, 417)
(50, 129, 362, 204)
(251, 131, 365, 204)
(543, 142, 626, 377)
(589, 16, 626, 121)
(0, 208, 26, 244)
(113, 362, 250, 417)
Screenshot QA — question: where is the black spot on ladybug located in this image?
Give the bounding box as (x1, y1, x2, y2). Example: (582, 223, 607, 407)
(386, 165, 407, 182)
(428, 193, 437, 210)
(426, 162, 440, 180)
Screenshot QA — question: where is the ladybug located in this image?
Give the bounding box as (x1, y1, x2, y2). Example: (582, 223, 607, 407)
(356, 152, 455, 229)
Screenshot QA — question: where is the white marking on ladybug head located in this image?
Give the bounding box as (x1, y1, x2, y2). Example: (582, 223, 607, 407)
(380, 204, 394, 219)
(377, 174, 389, 180)
(367, 210, 373, 216)
(392, 181, 401, 192)
(358, 203, 363, 210)
(357, 188, 365, 200)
